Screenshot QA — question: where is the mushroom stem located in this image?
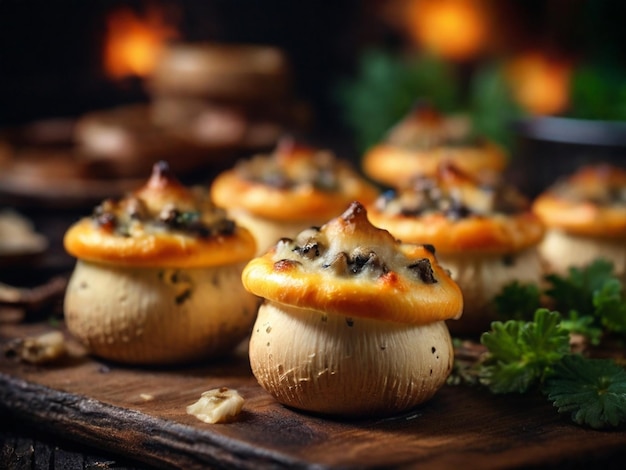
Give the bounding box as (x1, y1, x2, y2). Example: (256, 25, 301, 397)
(64, 260, 258, 364)
(249, 301, 454, 417)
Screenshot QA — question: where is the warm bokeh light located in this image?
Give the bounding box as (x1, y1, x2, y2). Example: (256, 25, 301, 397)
(506, 52, 572, 116)
(406, 0, 489, 61)
(104, 6, 179, 79)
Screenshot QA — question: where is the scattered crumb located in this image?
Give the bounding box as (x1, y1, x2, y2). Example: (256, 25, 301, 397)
(139, 393, 154, 401)
(4, 330, 67, 365)
(186, 387, 244, 424)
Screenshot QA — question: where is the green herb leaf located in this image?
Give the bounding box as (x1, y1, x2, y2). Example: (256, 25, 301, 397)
(558, 310, 603, 346)
(543, 354, 626, 429)
(334, 49, 459, 152)
(468, 62, 524, 149)
(545, 259, 616, 316)
(479, 309, 570, 394)
(593, 278, 626, 335)
(493, 281, 541, 321)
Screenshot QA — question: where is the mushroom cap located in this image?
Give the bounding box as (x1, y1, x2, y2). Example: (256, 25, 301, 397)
(210, 137, 379, 222)
(64, 161, 256, 268)
(367, 163, 545, 254)
(532, 163, 626, 237)
(242, 201, 463, 325)
(362, 104, 507, 186)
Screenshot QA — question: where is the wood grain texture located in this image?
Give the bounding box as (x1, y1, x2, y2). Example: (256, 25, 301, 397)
(1, 322, 626, 469)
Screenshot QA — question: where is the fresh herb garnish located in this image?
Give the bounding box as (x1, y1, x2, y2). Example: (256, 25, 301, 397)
(494, 259, 626, 344)
(493, 281, 541, 321)
(544, 354, 626, 429)
(471, 259, 626, 429)
(479, 309, 570, 394)
(593, 278, 626, 335)
(545, 259, 615, 317)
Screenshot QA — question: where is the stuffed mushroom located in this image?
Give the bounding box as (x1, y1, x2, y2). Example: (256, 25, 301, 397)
(210, 137, 379, 255)
(241, 201, 463, 417)
(63, 161, 258, 365)
(362, 103, 507, 189)
(367, 163, 545, 335)
(532, 163, 626, 280)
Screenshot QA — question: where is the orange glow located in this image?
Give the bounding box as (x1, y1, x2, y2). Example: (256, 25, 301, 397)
(104, 6, 179, 79)
(407, 0, 488, 61)
(506, 52, 572, 116)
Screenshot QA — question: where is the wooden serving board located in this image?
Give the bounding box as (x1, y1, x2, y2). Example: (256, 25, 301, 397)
(1, 321, 625, 470)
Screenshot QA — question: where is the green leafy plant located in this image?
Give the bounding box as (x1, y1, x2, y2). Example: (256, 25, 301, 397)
(544, 354, 626, 429)
(568, 63, 626, 121)
(479, 309, 570, 394)
(545, 259, 615, 317)
(334, 49, 460, 152)
(493, 281, 541, 322)
(494, 259, 626, 344)
(475, 259, 626, 429)
(593, 278, 626, 334)
(467, 61, 524, 149)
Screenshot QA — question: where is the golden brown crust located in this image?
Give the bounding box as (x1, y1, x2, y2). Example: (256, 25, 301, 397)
(532, 164, 626, 237)
(210, 138, 379, 222)
(363, 141, 506, 188)
(64, 161, 256, 267)
(64, 218, 255, 268)
(242, 201, 463, 325)
(366, 163, 544, 254)
(362, 105, 507, 187)
(367, 211, 544, 254)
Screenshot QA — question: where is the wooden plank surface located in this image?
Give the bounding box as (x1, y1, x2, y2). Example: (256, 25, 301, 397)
(1, 321, 626, 470)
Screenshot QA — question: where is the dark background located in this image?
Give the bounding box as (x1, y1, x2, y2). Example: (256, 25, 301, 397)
(2, 1, 625, 128)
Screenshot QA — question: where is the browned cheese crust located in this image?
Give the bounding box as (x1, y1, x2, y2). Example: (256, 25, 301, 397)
(367, 163, 544, 254)
(532, 163, 626, 237)
(362, 104, 507, 187)
(242, 201, 463, 325)
(64, 161, 255, 267)
(211, 138, 379, 222)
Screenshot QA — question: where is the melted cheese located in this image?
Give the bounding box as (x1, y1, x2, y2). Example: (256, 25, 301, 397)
(210, 138, 378, 221)
(367, 164, 544, 254)
(64, 161, 256, 267)
(533, 164, 626, 237)
(362, 105, 507, 186)
(242, 201, 463, 325)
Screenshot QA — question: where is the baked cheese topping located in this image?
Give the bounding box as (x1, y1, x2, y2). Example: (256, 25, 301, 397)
(242, 201, 463, 324)
(64, 161, 256, 267)
(375, 163, 529, 218)
(91, 186, 234, 240)
(234, 137, 343, 190)
(367, 163, 544, 254)
(362, 104, 507, 187)
(532, 164, 626, 237)
(210, 138, 378, 221)
(385, 103, 481, 150)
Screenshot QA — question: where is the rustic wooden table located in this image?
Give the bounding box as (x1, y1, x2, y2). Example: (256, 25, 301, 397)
(2, 317, 626, 470)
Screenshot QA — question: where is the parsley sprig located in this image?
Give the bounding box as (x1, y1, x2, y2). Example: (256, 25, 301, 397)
(471, 259, 626, 429)
(479, 309, 570, 394)
(494, 259, 626, 343)
(544, 355, 626, 429)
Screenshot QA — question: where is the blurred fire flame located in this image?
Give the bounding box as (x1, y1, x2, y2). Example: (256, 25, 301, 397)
(407, 0, 489, 61)
(104, 6, 179, 79)
(506, 52, 572, 116)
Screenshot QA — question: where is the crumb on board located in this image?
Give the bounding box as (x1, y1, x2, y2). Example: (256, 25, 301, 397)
(186, 387, 244, 424)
